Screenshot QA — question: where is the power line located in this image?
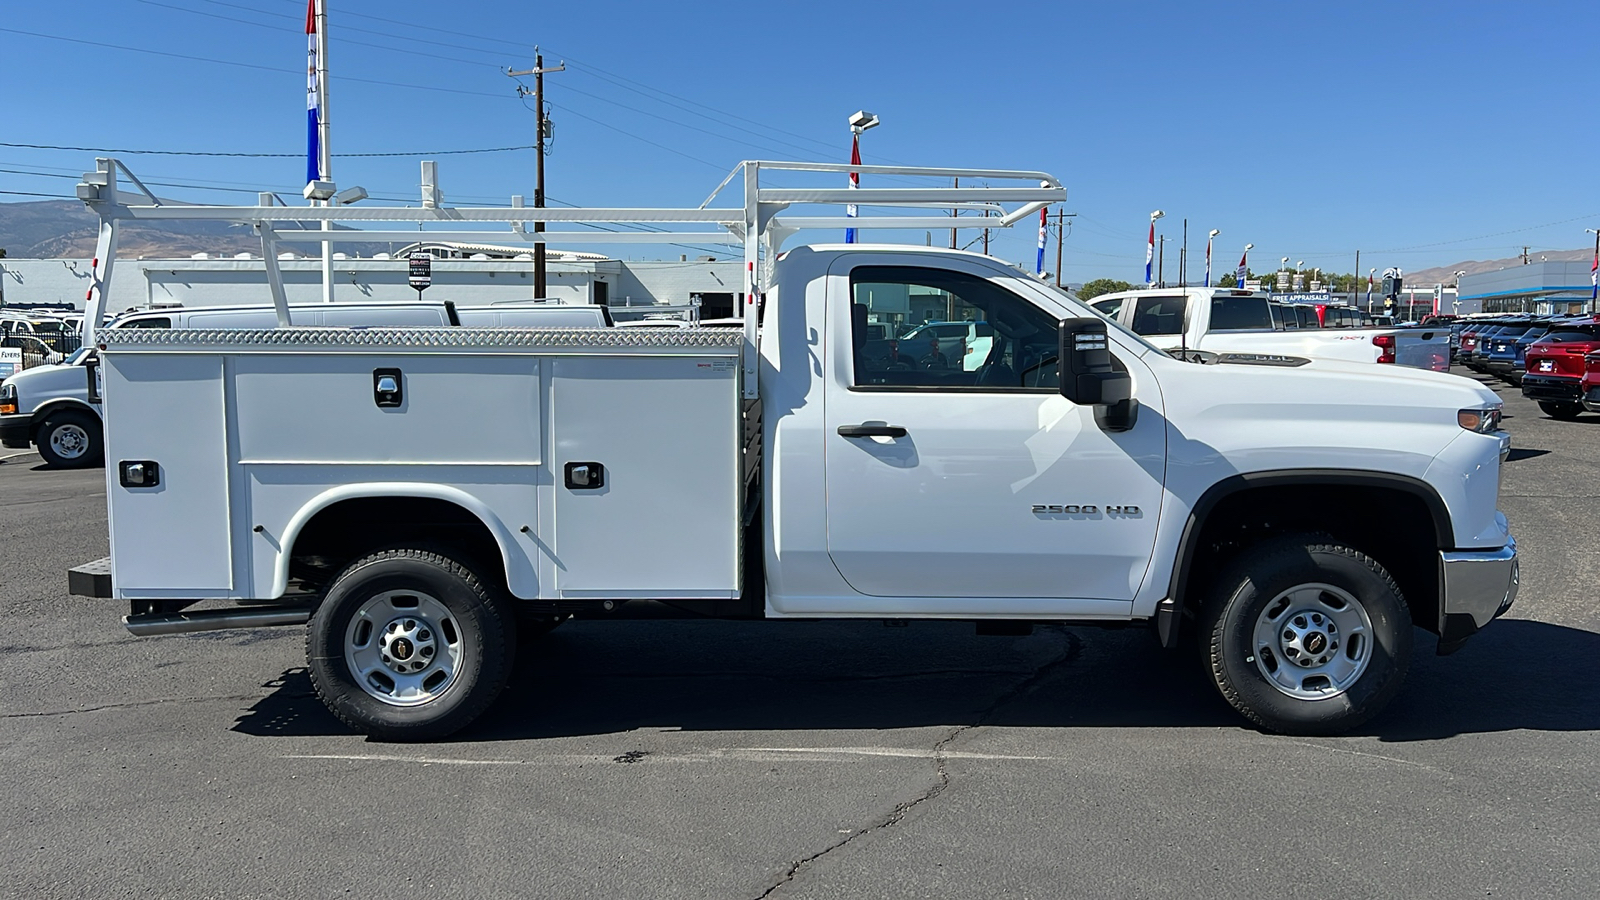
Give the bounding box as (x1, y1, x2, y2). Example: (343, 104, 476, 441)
(0, 141, 530, 158)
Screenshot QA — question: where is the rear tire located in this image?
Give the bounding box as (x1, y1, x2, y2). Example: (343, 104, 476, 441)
(36, 409, 103, 469)
(1538, 400, 1582, 420)
(1198, 537, 1412, 736)
(307, 546, 515, 741)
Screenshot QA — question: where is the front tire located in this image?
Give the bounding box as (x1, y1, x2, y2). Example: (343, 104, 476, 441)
(1538, 400, 1582, 420)
(1199, 537, 1412, 736)
(36, 409, 103, 469)
(308, 547, 515, 741)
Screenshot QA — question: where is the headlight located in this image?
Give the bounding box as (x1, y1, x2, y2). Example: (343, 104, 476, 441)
(1458, 406, 1503, 433)
(0, 382, 16, 415)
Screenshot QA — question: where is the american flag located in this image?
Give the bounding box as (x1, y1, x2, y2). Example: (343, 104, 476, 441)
(844, 134, 860, 244)
(1036, 207, 1048, 276)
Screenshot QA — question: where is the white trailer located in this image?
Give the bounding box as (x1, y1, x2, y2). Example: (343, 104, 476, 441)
(66, 158, 1519, 740)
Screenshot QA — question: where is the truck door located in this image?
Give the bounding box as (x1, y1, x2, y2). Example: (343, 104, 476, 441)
(824, 261, 1165, 607)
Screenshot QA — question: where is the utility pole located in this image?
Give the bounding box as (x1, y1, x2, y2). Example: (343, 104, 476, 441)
(1055, 210, 1064, 288)
(1179, 219, 1187, 288)
(1158, 235, 1167, 287)
(950, 177, 958, 249)
(1353, 249, 1359, 306)
(1522, 246, 1530, 265)
(508, 52, 564, 300)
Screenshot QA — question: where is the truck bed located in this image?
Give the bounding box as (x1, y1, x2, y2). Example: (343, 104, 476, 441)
(97, 326, 748, 604)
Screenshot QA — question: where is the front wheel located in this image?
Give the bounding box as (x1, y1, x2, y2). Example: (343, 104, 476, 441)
(36, 409, 104, 469)
(308, 547, 515, 741)
(1538, 400, 1582, 420)
(1199, 537, 1412, 736)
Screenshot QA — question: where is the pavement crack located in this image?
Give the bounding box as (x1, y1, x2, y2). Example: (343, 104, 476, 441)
(749, 627, 1082, 899)
(1, 692, 312, 720)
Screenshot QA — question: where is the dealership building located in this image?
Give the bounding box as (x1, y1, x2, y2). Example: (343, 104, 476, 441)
(1456, 261, 1596, 315)
(0, 243, 746, 321)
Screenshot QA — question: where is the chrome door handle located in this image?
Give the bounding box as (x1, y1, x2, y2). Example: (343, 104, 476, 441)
(837, 424, 908, 438)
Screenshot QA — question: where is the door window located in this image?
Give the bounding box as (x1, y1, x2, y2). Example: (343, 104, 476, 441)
(849, 267, 1058, 391)
(1128, 296, 1186, 336)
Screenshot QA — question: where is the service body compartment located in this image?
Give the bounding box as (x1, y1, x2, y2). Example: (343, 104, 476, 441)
(98, 327, 744, 604)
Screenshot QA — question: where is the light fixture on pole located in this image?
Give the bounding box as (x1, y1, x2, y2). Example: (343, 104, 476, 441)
(844, 111, 880, 244)
(1205, 229, 1219, 287)
(1146, 210, 1164, 286)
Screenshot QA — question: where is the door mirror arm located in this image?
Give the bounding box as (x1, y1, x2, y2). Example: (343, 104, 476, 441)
(1058, 317, 1137, 432)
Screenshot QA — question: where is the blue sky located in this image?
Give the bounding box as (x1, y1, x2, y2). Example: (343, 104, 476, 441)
(2, 0, 1596, 282)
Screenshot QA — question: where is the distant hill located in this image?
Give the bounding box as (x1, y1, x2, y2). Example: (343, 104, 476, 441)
(0, 199, 389, 259)
(1403, 249, 1593, 287)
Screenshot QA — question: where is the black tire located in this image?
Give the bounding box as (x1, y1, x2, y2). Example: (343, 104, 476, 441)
(35, 409, 104, 469)
(1538, 400, 1582, 420)
(1198, 537, 1412, 736)
(307, 547, 515, 741)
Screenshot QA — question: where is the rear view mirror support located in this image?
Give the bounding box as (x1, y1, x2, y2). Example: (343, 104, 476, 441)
(1059, 317, 1136, 432)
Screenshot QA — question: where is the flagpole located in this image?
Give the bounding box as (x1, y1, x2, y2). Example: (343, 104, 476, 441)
(315, 0, 333, 303)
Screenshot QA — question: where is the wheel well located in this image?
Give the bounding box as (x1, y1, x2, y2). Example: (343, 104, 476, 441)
(1175, 482, 1443, 637)
(288, 497, 505, 594)
(31, 401, 99, 439)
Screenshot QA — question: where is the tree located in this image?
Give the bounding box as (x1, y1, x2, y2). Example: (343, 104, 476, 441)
(1078, 278, 1133, 301)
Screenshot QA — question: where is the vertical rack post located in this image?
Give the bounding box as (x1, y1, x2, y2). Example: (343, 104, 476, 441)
(742, 162, 761, 400)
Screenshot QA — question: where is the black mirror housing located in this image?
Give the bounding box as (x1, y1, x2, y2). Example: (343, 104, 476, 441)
(1059, 318, 1130, 406)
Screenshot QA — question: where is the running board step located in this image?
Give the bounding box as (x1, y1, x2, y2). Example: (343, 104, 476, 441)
(124, 607, 312, 637)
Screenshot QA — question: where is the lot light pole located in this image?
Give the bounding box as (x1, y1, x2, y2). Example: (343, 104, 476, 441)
(1205, 229, 1219, 287)
(1452, 270, 1467, 315)
(1240, 242, 1253, 287)
(845, 111, 880, 244)
(1146, 210, 1164, 285)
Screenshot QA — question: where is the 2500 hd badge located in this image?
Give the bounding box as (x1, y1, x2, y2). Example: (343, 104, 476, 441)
(1031, 504, 1141, 516)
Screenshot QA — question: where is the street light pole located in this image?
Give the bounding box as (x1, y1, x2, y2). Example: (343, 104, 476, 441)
(1146, 210, 1164, 286)
(1206, 229, 1219, 287)
(845, 111, 880, 244)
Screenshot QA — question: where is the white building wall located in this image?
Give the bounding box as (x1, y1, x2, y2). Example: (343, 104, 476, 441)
(0, 257, 744, 314)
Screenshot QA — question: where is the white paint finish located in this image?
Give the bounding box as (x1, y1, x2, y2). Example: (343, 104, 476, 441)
(231, 354, 541, 465)
(244, 472, 540, 599)
(820, 253, 1165, 605)
(102, 354, 232, 593)
(550, 355, 740, 597)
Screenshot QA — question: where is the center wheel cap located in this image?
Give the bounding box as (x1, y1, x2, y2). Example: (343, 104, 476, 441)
(391, 638, 413, 660)
(377, 617, 436, 674)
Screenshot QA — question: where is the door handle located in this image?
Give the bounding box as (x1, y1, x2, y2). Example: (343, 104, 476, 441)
(837, 424, 908, 438)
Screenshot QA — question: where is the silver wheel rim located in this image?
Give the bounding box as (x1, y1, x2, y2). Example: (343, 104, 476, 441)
(1251, 582, 1373, 700)
(344, 590, 466, 707)
(49, 423, 90, 459)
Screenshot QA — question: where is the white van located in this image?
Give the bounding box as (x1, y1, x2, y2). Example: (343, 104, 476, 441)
(453, 303, 613, 328)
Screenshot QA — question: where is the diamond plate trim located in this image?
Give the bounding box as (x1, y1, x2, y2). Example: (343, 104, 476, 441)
(99, 327, 745, 350)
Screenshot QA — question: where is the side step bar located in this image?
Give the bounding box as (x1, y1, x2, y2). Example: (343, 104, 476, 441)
(124, 607, 312, 637)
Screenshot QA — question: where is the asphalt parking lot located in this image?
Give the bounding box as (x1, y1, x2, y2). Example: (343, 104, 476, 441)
(1, 367, 1596, 900)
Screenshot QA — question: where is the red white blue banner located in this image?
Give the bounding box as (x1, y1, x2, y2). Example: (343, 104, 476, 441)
(305, 0, 322, 187)
(844, 134, 860, 244)
(1144, 222, 1154, 284)
(1036, 208, 1048, 276)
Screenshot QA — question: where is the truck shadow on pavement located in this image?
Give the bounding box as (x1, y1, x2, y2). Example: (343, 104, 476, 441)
(231, 617, 1599, 743)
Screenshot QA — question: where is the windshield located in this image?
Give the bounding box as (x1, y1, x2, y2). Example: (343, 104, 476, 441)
(64, 347, 92, 366)
(1041, 283, 1164, 355)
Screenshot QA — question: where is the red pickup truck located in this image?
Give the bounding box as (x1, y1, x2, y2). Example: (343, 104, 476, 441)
(1524, 321, 1600, 418)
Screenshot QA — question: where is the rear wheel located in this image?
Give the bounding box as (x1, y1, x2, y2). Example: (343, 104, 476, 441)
(36, 409, 103, 469)
(1199, 537, 1412, 736)
(1538, 400, 1582, 420)
(308, 546, 515, 741)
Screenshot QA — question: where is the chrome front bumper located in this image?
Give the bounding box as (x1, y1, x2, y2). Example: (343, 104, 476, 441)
(1436, 534, 1519, 655)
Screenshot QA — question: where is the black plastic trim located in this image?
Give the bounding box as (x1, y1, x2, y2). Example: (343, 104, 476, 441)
(1159, 469, 1453, 649)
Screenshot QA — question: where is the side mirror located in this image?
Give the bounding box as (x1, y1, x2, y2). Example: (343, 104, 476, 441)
(1059, 318, 1136, 432)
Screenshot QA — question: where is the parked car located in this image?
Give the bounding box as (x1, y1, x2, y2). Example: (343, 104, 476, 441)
(1483, 324, 1536, 379)
(1583, 350, 1600, 413)
(1524, 321, 1600, 418)
(898, 320, 994, 371)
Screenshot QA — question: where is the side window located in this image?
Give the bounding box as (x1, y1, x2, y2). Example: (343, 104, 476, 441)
(1128, 296, 1186, 336)
(1092, 297, 1124, 320)
(849, 266, 1058, 390)
(117, 316, 173, 329)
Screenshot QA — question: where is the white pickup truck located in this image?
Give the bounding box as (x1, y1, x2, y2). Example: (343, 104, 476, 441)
(65, 158, 1518, 741)
(1090, 287, 1450, 371)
